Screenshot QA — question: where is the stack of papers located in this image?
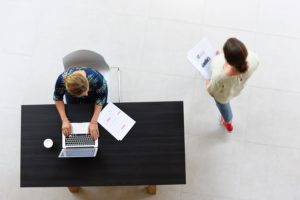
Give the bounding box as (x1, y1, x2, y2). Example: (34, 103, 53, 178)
(97, 103, 136, 141)
(187, 38, 216, 80)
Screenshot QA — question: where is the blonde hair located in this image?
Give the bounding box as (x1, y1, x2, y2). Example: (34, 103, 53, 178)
(64, 73, 89, 96)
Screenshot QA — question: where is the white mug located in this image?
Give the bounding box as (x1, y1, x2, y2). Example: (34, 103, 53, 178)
(43, 138, 53, 149)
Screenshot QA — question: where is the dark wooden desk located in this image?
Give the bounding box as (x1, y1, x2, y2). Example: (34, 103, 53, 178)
(21, 102, 186, 194)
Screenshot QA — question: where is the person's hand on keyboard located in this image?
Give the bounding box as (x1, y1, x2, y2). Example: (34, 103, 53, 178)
(89, 121, 99, 140)
(62, 119, 72, 137)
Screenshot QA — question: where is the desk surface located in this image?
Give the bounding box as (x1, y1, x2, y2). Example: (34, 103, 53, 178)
(21, 102, 185, 187)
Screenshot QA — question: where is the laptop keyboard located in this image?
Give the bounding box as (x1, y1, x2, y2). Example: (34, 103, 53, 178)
(65, 134, 95, 146)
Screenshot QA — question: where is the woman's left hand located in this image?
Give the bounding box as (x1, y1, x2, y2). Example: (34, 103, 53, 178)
(205, 80, 211, 87)
(89, 121, 99, 140)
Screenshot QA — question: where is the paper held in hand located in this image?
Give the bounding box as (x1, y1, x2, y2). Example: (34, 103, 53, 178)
(187, 38, 216, 80)
(97, 103, 136, 141)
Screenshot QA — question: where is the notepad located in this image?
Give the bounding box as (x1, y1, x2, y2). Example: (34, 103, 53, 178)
(97, 103, 136, 141)
(187, 38, 216, 80)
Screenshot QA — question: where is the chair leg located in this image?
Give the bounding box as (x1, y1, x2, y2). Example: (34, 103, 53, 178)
(109, 67, 121, 103)
(147, 185, 156, 195)
(68, 186, 80, 193)
(117, 67, 121, 102)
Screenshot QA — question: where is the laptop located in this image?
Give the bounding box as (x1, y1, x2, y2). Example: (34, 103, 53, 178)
(58, 122, 98, 158)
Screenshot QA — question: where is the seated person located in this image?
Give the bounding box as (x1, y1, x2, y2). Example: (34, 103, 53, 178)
(53, 66, 107, 140)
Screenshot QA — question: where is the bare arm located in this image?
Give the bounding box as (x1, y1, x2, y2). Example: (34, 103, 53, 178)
(89, 104, 103, 140)
(205, 80, 214, 97)
(91, 104, 103, 123)
(55, 100, 68, 121)
(55, 100, 72, 136)
(205, 80, 211, 89)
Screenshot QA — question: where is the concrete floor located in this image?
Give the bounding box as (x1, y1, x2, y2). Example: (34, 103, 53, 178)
(1, 0, 300, 199)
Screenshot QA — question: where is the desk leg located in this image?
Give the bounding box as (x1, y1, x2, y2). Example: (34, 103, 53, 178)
(68, 186, 80, 193)
(147, 185, 156, 195)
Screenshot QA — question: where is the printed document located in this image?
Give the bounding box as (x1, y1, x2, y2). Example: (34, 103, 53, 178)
(187, 38, 216, 80)
(97, 103, 136, 141)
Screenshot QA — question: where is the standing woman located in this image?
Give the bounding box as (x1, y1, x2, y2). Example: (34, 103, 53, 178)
(53, 66, 108, 140)
(206, 38, 259, 132)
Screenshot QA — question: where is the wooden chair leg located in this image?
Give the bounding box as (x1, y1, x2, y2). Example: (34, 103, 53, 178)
(68, 186, 80, 193)
(147, 185, 156, 195)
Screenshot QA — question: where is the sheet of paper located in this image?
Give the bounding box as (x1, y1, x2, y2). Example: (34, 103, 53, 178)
(71, 122, 89, 134)
(98, 103, 136, 141)
(187, 38, 216, 80)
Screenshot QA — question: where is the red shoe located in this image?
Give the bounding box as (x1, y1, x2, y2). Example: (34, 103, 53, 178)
(220, 117, 233, 132)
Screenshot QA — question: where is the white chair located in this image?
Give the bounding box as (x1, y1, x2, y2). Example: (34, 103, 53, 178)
(63, 50, 121, 102)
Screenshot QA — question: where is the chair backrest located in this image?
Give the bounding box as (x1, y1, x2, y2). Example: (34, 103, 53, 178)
(63, 50, 112, 102)
(63, 50, 110, 73)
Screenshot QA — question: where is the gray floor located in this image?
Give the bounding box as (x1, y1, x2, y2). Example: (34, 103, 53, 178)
(1, 0, 300, 199)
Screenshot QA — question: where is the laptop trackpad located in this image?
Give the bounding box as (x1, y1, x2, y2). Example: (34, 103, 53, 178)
(59, 148, 98, 158)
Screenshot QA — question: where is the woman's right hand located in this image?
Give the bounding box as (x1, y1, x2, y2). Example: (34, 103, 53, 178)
(62, 119, 72, 137)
